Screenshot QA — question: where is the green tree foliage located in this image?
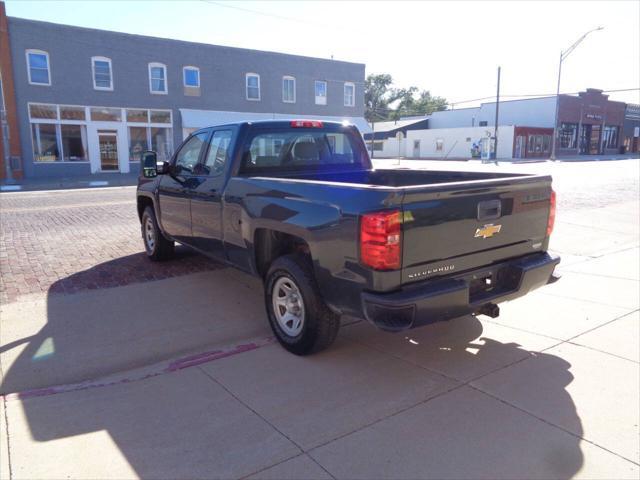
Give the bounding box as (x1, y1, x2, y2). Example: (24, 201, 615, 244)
(365, 74, 448, 122)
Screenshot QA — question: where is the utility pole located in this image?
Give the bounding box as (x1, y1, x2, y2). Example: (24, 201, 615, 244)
(550, 26, 604, 161)
(370, 120, 375, 159)
(493, 66, 501, 165)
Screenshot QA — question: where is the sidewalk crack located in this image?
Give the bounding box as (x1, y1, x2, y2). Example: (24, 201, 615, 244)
(198, 367, 336, 479)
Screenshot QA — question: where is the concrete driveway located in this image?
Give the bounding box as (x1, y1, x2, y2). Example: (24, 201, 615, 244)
(1, 160, 638, 479)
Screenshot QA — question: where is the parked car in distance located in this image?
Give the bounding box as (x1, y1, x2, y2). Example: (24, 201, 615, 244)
(137, 120, 560, 355)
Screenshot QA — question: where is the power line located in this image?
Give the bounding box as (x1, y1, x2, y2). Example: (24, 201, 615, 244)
(199, 0, 338, 31)
(370, 87, 640, 117)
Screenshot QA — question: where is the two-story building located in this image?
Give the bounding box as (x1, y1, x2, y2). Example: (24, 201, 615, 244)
(1, 13, 366, 180)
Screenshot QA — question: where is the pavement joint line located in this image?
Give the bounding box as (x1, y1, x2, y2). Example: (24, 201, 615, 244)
(306, 381, 468, 457)
(468, 384, 640, 467)
(480, 304, 638, 345)
(557, 269, 640, 282)
(551, 308, 640, 348)
(0, 336, 275, 402)
(540, 290, 639, 310)
(196, 367, 326, 478)
(565, 340, 640, 364)
(1, 395, 11, 480)
(0, 357, 13, 480)
(558, 220, 638, 235)
(238, 452, 308, 480)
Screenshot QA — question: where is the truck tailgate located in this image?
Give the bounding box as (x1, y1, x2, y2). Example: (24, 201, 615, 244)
(401, 175, 553, 284)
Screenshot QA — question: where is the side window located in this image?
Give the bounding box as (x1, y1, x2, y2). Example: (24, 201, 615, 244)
(174, 132, 208, 174)
(203, 130, 233, 176)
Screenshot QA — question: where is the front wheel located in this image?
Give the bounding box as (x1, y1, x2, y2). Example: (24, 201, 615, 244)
(141, 206, 174, 261)
(265, 254, 340, 355)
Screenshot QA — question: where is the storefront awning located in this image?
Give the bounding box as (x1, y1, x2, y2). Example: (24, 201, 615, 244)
(179, 109, 372, 134)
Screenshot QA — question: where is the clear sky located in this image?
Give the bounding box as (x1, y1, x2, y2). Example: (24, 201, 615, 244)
(5, 0, 640, 107)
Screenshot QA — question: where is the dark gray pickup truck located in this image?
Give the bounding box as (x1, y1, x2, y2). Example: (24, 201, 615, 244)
(137, 120, 559, 355)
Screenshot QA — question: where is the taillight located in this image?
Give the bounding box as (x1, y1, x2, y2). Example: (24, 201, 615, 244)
(290, 120, 323, 128)
(547, 189, 556, 236)
(360, 210, 402, 270)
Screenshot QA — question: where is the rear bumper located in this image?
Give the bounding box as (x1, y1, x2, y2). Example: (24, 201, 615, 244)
(361, 252, 560, 332)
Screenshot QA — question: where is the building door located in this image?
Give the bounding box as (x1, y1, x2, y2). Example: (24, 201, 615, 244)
(412, 140, 420, 158)
(87, 122, 129, 174)
(515, 136, 525, 158)
(98, 131, 119, 171)
(589, 124, 602, 154)
(579, 125, 590, 154)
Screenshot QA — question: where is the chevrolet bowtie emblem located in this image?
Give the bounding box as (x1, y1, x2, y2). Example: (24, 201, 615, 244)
(475, 224, 502, 239)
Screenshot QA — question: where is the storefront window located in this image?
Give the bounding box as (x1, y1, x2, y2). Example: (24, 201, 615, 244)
(150, 127, 173, 161)
(31, 123, 60, 162)
(128, 127, 148, 162)
(150, 110, 171, 124)
(29, 104, 57, 120)
(559, 123, 578, 149)
(90, 107, 122, 122)
(127, 109, 148, 123)
(60, 106, 86, 121)
(60, 125, 88, 161)
(603, 126, 619, 148)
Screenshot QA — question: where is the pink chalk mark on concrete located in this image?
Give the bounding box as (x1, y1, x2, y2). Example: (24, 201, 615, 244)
(165, 343, 261, 371)
(1, 337, 274, 402)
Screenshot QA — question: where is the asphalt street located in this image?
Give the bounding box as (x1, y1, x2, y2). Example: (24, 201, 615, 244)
(0, 159, 638, 479)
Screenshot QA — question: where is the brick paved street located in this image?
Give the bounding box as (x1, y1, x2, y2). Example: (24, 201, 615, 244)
(0, 187, 220, 304)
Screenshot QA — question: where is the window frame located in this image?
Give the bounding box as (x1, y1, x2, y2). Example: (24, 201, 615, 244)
(315, 80, 327, 105)
(172, 130, 209, 173)
(91, 56, 113, 91)
(148, 62, 168, 95)
(200, 129, 234, 177)
(344, 82, 355, 107)
(26, 49, 51, 86)
(282, 76, 296, 103)
(183, 66, 200, 88)
(245, 73, 261, 101)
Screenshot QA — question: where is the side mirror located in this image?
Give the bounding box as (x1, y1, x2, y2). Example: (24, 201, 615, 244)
(157, 161, 170, 175)
(142, 151, 158, 178)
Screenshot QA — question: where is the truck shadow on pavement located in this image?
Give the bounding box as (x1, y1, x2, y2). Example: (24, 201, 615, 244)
(0, 256, 584, 479)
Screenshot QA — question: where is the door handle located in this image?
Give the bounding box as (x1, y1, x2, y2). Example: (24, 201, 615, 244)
(477, 199, 502, 221)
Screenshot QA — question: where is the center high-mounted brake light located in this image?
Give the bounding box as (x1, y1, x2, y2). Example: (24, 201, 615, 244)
(547, 189, 556, 236)
(360, 210, 402, 270)
(290, 120, 323, 128)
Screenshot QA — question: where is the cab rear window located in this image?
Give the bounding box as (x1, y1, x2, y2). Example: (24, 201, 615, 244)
(240, 129, 366, 173)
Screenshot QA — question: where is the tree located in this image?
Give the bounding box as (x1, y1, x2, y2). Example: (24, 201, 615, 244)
(364, 74, 406, 122)
(364, 73, 448, 122)
(392, 90, 448, 120)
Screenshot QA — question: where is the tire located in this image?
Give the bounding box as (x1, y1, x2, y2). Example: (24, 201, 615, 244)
(141, 206, 174, 261)
(265, 253, 340, 355)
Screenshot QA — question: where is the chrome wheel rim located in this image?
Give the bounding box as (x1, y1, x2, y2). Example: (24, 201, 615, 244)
(272, 276, 305, 337)
(144, 216, 156, 251)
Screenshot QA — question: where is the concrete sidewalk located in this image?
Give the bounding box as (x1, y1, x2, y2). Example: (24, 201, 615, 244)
(1, 164, 638, 479)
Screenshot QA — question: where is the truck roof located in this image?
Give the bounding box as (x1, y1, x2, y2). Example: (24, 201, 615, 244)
(193, 119, 353, 134)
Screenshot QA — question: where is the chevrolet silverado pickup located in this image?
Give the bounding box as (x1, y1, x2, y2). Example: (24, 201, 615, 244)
(137, 120, 560, 355)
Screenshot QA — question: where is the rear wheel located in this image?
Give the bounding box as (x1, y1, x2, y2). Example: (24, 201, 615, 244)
(141, 206, 174, 261)
(265, 254, 340, 355)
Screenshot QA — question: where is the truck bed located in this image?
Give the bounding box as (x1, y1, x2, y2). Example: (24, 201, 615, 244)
(282, 168, 532, 188)
(245, 167, 553, 289)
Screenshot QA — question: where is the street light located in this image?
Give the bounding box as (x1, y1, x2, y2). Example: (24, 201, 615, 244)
(550, 26, 604, 161)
